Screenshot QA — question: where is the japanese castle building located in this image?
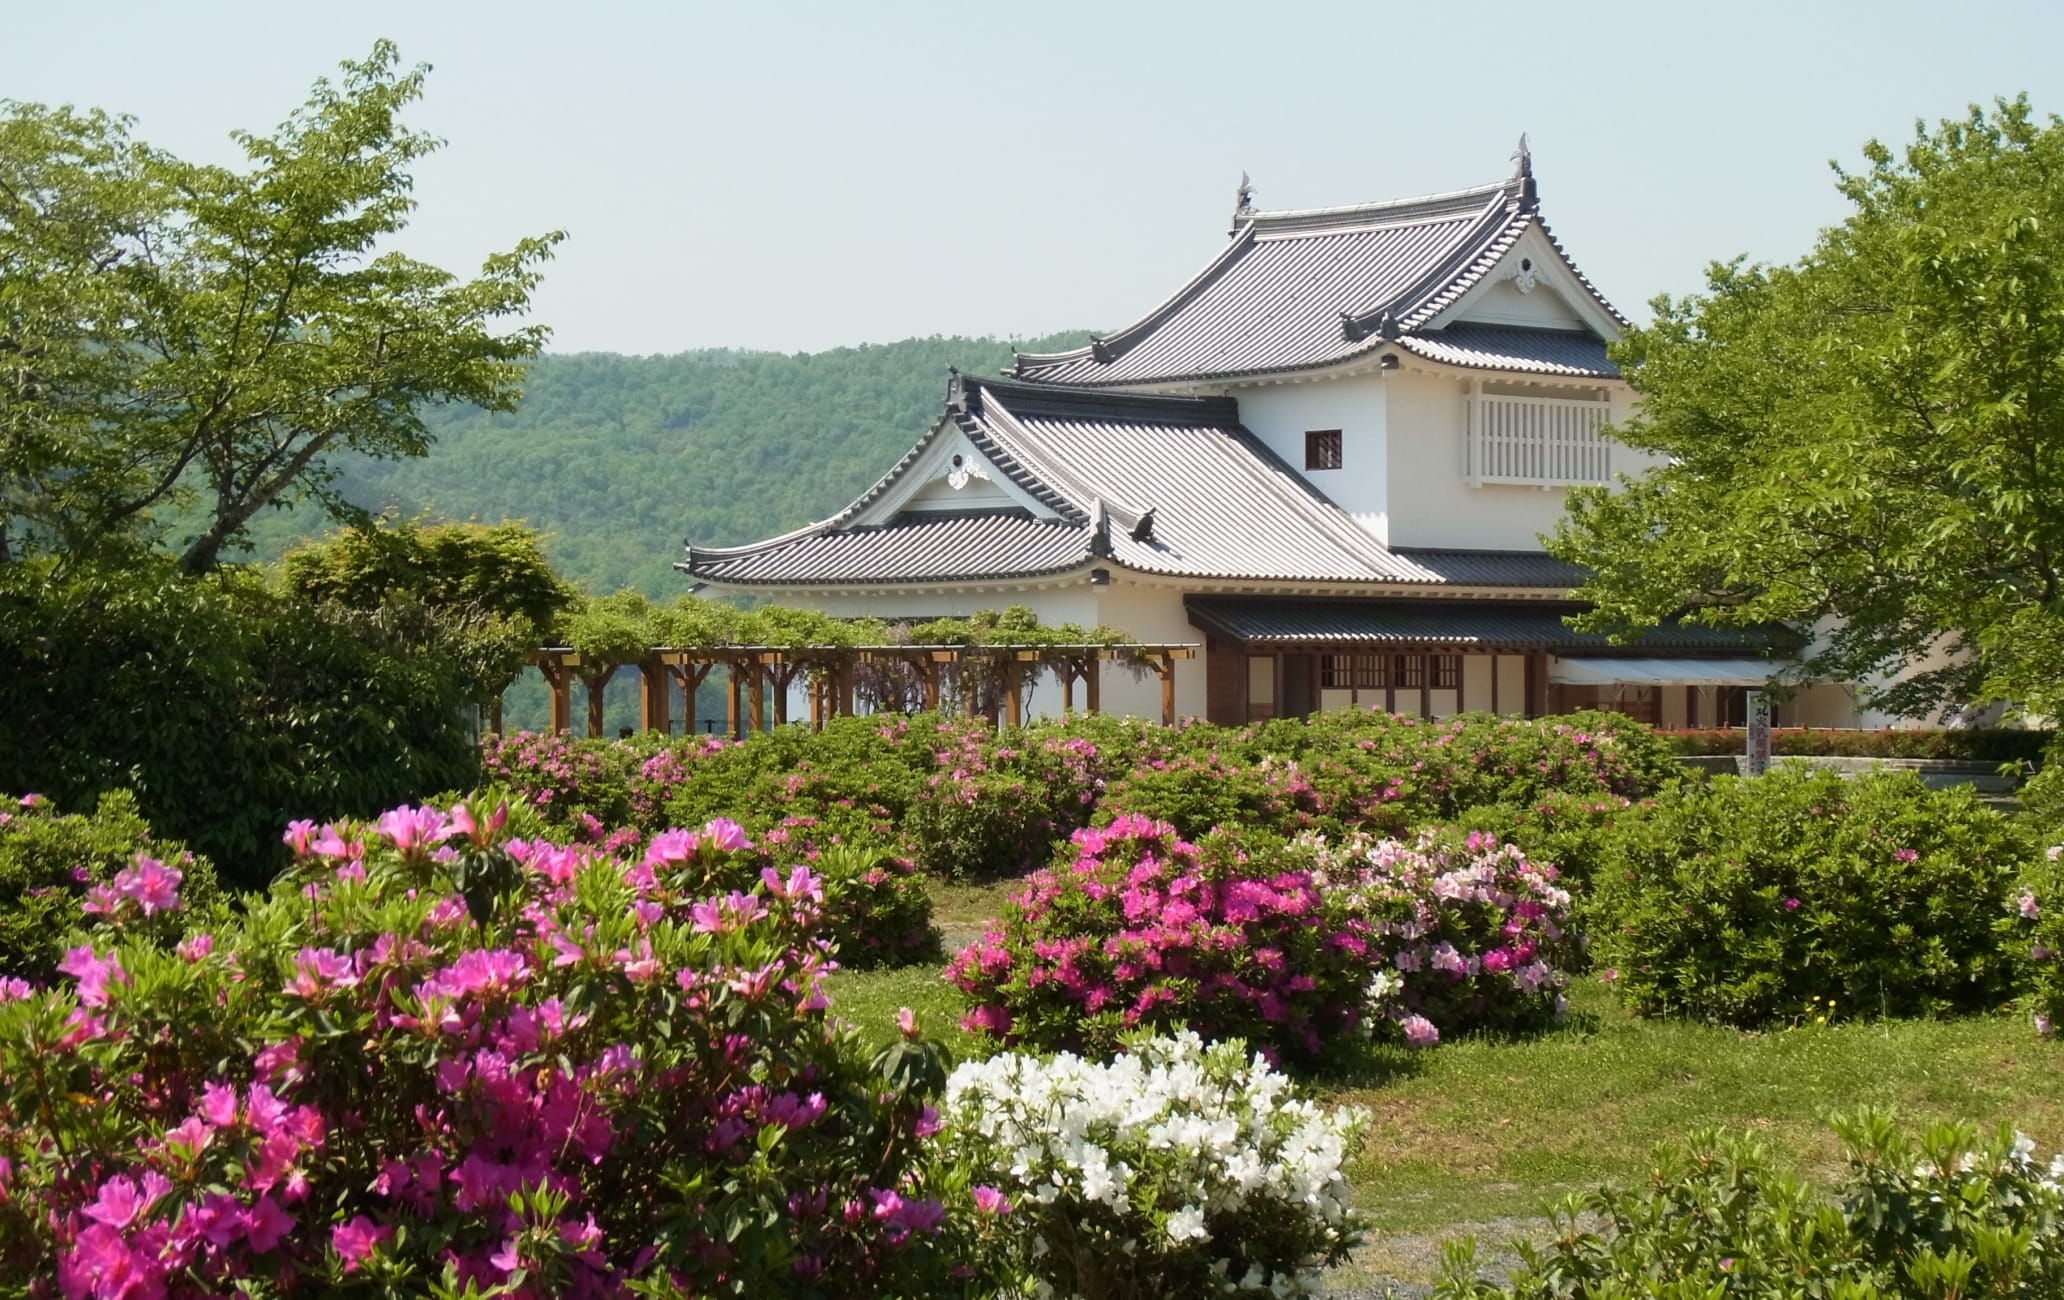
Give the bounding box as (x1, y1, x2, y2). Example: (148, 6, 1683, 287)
(685, 147, 1870, 729)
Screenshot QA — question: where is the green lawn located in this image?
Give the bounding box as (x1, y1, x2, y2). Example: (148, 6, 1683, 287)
(823, 884, 2064, 1284)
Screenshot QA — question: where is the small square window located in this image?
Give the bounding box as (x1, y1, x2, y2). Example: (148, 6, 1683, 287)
(1305, 429, 1343, 471)
(1431, 655, 1460, 689)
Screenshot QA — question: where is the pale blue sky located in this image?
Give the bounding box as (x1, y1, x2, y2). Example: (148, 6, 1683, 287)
(6, 0, 2061, 356)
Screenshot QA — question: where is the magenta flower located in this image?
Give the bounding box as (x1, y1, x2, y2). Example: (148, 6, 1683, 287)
(244, 1196, 295, 1252)
(702, 818, 751, 853)
(332, 1215, 392, 1272)
(972, 1185, 1011, 1215)
(1784, 897, 1802, 912)
(1892, 848, 1919, 864)
(282, 819, 317, 856)
(287, 947, 359, 1000)
(57, 945, 124, 1008)
(377, 805, 450, 856)
(176, 932, 214, 961)
(83, 1175, 146, 1230)
(643, 828, 699, 868)
(200, 1081, 240, 1128)
(116, 856, 182, 915)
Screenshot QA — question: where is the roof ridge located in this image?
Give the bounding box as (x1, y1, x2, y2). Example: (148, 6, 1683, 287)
(1246, 176, 1515, 232)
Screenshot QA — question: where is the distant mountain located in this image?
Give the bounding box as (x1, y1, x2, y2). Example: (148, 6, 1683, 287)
(240, 331, 1096, 596)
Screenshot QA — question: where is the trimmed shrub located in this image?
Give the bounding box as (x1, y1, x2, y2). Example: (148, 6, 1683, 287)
(1662, 725, 2050, 764)
(946, 818, 1577, 1065)
(0, 790, 220, 979)
(944, 1032, 1367, 1299)
(0, 804, 979, 1296)
(1433, 1112, 2064, 1300)
(1588, 765, 2034, 1026)
(1305, 832, 1578, 1042)
(2012, 846, 2064, 1037)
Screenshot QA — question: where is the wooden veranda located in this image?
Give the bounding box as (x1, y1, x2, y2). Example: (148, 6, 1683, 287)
(507, 643, 1198, 738)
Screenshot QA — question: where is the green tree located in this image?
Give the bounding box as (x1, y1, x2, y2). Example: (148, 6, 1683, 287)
(0, 42, 561, 573)
(1553, 96, 2064, 719)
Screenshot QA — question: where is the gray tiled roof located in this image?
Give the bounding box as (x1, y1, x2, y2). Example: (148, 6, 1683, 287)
(1184, 596, 1783, 652)
(1388, 548, 1588, 588)
(968, 381, 1440, 584)
(685, 509, 1091, 586)
(682, 379, 1490, 588)
(1395, 325, 1617, 379)
(1011, 157, 1625, 388)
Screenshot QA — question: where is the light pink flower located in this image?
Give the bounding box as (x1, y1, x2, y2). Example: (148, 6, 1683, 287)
(1401, 1014, 1440, 1048)
(701, 818, 751, 853)
(57, 945, 124, 1007)
(972, 1185, 1011, 1215)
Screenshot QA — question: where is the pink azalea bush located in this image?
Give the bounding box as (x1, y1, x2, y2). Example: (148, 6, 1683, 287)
(1304, 831, 1577, 1042)
(0, 805, 984, 1297)
(945, 817, 1575, 1067)
(2015, 846, 2064, 1037)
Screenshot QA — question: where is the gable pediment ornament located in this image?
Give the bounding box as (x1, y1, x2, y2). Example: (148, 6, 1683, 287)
(1511, 256, 1540, 295)
(945, 452, 990, 492)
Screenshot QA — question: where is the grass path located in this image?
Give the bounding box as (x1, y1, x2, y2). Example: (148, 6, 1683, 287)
(822, 880, 2064, 1288)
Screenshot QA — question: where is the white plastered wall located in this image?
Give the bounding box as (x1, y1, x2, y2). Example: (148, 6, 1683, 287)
(1228, 372, 1390, 544)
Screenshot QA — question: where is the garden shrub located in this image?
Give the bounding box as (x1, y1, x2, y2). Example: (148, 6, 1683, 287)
(0, 560, 482, 888)
(2012, 845, 2064, 1037)
(900, 726, 1106, 880)
(1588, 765, 2034, 1027)
(944, 1031, 1368, 1299)
(1448, 790, 1651, 894)
(1305, 831, 1578, 1042)
(947, 817, 1577, 1065)
(1094, 751, 1334, 845)
(1432, 1111, 2064, 1299)
(1662, 725, 2051, 764)
(0, 803, 981, 1297)
(0, 790, 220, 979)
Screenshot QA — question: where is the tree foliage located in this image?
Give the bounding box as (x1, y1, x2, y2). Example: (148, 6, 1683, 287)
(1553, 96, 2064, 718)
(0, 42, 561, 573)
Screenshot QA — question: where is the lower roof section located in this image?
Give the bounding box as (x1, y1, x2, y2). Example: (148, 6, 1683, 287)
(685, 509, 1091, 587)
(1185, 595, 1783, 654)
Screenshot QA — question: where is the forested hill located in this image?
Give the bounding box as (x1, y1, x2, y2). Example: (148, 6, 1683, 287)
(245, 331, 1094, 596)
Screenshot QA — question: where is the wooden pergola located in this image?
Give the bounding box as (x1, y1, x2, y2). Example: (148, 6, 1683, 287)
(507, 643, 1198, 738)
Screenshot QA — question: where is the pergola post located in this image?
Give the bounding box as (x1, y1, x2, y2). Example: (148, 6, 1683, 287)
(539, 660, 573, 735)
(1003, 661, 1023, 729)
(1085, 656, 1103, 715)
(924, 656, 944, 713)
(1156, 652, 1177, 726)
(727, 662, 744, 739)
(640, 658, 670, 735)
(671, 663, 713, 735)
(837, 656, 856, 718)
(808, 669, 825, 730)
(748, 661, 768, 733)
(582, 666, 610, 738)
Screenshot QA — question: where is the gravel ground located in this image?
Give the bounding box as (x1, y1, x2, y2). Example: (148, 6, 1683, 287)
(1320, 1220, 1536, 1298)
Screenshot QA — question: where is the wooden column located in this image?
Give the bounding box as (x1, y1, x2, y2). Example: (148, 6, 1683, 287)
(640, 658, 670, 735)
(539, 661, 573, 735)
(1527, 650, 1550, 719)
(748, 662, 768, 732)
(1157, 653, 1177, 726)
(1061, 663, 1076, 714)
(924, 657, 943, 713)
(1085, 656, 1103, 715)
(672, 663, 713, 735)
(488, 690, 505, 735)
(808, 671, 824, 730)
(838, 657, 856, 718)
(727, 662, 744, 740)
(1003, 662, 1023, 729)
(583, 667, 610, 738)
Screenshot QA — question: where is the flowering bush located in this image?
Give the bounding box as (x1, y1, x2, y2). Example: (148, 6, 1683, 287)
(1588, 766, 2033, 1026)
(0, 803, 982, 1297)
(1433, 1110, 2064, 1299)
(2013, 846, 2064, 1037)
(943, 1031, 1368, 1299)
(947, 817, 1377, 1064)
(903, 728, 1109, 880)
(1095, 752, 1337, 844)
(0, 790, 220, 979)
(1305, 832, 1577, 1043)
(948, 818, 1577, 1065)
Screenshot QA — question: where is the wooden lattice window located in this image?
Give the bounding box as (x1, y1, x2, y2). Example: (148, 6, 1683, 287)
(1395, 654, 1425, 688)
(1320, 653, 1388, 689)
(1305, 429, 1343, 470)
(1431, 655, 1460, 689)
